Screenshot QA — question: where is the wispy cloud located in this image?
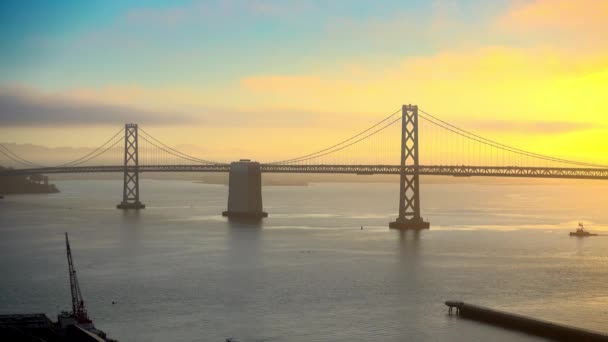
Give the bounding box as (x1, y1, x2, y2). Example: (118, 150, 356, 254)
(0, 86, 193, 126)
(239, 45, 608, 114)
(495, 0, 608, 49)
(0, 85, 332, 128)
(497, 0, 608, 33)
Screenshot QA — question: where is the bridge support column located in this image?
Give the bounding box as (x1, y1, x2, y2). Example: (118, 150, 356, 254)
(222, 160, 267, 219)
(117, 123, 145, 209)
(389, 105, 429, 230)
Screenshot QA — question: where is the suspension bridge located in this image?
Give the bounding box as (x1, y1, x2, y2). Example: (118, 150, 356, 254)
(1, 105, 607, 230)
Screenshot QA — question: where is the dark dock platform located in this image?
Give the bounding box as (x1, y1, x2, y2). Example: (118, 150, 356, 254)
(0, 313, 107, 341)
(445, 300, 608, 342)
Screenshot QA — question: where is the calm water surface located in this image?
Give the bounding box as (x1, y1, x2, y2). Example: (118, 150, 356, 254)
(1, 179, 607, 341)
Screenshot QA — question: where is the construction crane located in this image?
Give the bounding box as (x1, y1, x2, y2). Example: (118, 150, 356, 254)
(64, 232, 92, 325)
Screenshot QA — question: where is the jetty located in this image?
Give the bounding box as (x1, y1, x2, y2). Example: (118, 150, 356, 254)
(445, 301, 608, 342)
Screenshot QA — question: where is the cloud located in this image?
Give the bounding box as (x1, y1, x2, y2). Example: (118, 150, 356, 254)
(497, 0, 608, 33)
(0, 86, 193, 126)
(0, 85, 336, 128)
(239, 45, 608, 115)
(190, 106, 323, 127)
(65, 84, 335, 127)
(495, 0, 608, 49)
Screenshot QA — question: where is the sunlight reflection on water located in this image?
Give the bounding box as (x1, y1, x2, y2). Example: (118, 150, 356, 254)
(1, 179, 607, 341)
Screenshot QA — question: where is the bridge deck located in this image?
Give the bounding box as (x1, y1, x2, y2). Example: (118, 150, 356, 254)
(2, 164, 608, 180)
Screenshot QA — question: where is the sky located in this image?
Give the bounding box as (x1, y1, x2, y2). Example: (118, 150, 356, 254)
(1, 0, 607, 164)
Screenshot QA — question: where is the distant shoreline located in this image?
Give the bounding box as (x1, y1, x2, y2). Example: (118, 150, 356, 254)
(194, 180, 309, 187)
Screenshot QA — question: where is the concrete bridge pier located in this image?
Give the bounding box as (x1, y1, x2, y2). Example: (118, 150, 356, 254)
(222, 160, 268, 219)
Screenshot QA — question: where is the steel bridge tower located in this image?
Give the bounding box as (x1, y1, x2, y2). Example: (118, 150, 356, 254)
(117, 123, 145, 209)
(389, 104, 430, 230)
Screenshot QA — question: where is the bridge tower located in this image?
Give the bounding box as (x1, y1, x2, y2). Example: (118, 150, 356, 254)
(389, 105, 429, 230)
(117, 123, 145, 209)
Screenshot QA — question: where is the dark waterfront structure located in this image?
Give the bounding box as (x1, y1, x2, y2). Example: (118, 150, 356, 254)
(222, 160, 268, 219)
(0, 314, 106, 342)
(445, 301, 608, 342)
(0, 167, 59, 194)
(0, 314, 59, 341)
(0, 235, 114, 342)
(3, 104, 608, 230)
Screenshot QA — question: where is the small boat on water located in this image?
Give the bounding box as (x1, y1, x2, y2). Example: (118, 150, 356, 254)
(569, 223, 597, 237)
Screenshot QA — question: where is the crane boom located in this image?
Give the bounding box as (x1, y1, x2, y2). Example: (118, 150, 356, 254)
(65, 233, 91, 324)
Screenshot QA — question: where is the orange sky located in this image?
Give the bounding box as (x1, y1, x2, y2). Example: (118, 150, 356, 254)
(1, 0, 607, 165)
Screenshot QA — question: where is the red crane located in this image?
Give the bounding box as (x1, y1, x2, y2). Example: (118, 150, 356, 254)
(64, 232, 92, 325)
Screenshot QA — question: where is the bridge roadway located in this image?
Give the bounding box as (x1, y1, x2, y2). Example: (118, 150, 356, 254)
(3, 164, 608, 180)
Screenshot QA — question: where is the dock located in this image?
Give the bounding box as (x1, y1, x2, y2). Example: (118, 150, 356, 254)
(0, 313, 107, 341)
(445, 301, 608, 342)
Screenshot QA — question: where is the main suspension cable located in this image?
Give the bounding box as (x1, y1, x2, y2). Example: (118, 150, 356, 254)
(269, 108, 401, 164)
(57, 128, 125, 167)
(275, 115, 402, 164)
(0, 144, 46, 168)
(139, 128, 224, 165)
(64, 137, 124, 167)
(419, 109, 607, 168)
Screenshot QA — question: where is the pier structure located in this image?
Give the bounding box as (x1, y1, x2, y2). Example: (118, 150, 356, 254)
(445, 301, 608, 342)
(222, 160, 268, 219)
